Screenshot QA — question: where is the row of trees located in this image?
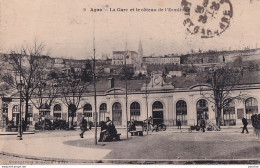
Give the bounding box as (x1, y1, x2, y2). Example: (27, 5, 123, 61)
(0, 42, 93, 129)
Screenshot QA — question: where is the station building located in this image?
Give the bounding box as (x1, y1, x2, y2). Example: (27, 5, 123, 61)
(0, 72, 259, 130)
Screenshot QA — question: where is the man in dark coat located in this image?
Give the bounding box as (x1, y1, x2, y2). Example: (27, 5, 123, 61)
(200, 118, 206, 132)
(98, 121, 108, 142)
(177, 119, 182, 129)
(22, 118, 27, 132)
(241, 117, 249, 134)
(79, 117, 88, 138)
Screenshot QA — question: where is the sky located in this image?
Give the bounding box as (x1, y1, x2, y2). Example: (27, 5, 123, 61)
(0, 0, 260, 59)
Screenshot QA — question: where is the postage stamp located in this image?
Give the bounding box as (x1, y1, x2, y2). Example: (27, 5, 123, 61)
(181, 0, 233, 38)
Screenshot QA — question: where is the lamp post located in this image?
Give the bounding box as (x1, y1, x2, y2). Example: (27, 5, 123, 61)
(17, 57, 23, 140)
(145, 75, 150, 135)
(93, 18, 98, 145)
(124, 51, 128, 139)
(17, 74, 24, 140)
(93, 44, 98, 145)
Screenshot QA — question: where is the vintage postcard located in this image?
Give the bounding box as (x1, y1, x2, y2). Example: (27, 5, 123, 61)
(0, 0, 260, 167)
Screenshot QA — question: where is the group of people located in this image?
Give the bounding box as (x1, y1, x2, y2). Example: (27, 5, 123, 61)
(8, 118, 27, 132)
(177, 118, 206, 132)
(79, 116, 250, 140)
(79, 116, 118, 142)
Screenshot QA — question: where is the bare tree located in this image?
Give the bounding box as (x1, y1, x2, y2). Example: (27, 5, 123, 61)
(58, 66, 92, 129)
(1, 42, 49, 128)
(30, 69, 59, 117)
(202, 65, 243, 127)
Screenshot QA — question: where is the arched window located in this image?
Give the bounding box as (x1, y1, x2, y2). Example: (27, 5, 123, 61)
(83, 103, 92, 118)
(84, 104, 92, 111)
(100, 103, 107, 111)
(176, 100, 187, 126)
(152, 101, 163, 110)
(197, 99, 208, 108)
(223, 99, 236, 126)
(245, 97, 258, 124)
(152, 101, 164, 125)
(54, 104, 61, 111)
(112, 102, 122, 110)
(130, 102, 141, 120)
(12, 105, 19, 113)
(99, 103, 107, 122)
(53, 104, 62, 118)
(68, 104, 77, 117)
(112, 102, 122, 126)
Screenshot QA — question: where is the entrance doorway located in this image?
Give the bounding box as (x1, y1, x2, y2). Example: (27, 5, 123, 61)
(196, 99, 209, 125)
(152, 101, 164, 125)
(112, 102, 122, 126)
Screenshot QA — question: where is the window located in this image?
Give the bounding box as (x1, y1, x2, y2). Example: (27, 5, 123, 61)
(54, 113, 61, 118)
(152, 101, 163, 110)
(112, 102, 122, 126)
(12, 105, 19, 113)
(53, 104, 62, 118)
(112, 102, 122, 110)
(84, 104, 92, 111)
(100, 103, 107, 112)
(197, 99, 208, 108)
(245, 98, 258, 114)
(130, 102, 141, 116)
(68, 113, 76, 117)
(152, 101, 164, 125)
(176, 100, 187, 115)
(85, 112, 92, 117)
(83, 103, 92, 118)
(196, 99, 209, 124)
(99, 103, 107, 122)
(223, 100, 236, 126)
(176, 100, 187, 125)
(245, 97, 258, 124)
(54, 104, 61, 111)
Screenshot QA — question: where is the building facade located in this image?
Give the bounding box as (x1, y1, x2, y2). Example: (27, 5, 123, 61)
(1, 72, 259, 130)
(112, 51, 138, 65)
(143, 56, 181, 65)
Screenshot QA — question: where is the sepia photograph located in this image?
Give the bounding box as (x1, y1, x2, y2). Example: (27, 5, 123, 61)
(0, 0, 260, 167)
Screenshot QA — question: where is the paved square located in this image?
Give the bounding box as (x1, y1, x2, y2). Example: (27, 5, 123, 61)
(0, 129, 260, 164)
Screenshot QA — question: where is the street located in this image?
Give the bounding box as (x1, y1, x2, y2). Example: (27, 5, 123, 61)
(0, 128, 260, 164)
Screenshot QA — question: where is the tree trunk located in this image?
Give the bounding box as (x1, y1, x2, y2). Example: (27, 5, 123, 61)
(24, 96, 29, 130)
(71, 110, 75, 129)
(67, 109, 70, 129)
(216, 106, 222, 128)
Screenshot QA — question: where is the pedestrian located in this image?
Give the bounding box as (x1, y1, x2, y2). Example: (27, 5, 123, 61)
(177, 119, 182, 129)
(98, 121, 108, 142)
(130, 119, 136, 131)
(241, 117, 249, 134)
(108, 121, 118, 140)
(200, 118, 206, 132)
(79, 116, 88, 138)
(22, 118, 27, 132)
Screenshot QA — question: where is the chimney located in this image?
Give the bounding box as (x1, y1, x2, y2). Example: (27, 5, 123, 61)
(108, 77, 114, 88)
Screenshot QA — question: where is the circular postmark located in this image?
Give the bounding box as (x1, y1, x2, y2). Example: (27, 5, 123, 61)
(181, 0, 233, 38)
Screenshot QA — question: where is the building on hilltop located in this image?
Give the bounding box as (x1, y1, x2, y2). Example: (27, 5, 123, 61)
(112, 51, 138, 65)
(143, 55, 181, 65)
